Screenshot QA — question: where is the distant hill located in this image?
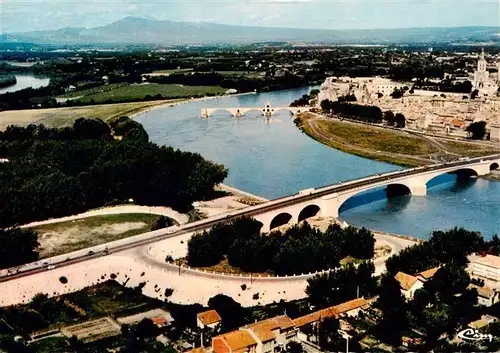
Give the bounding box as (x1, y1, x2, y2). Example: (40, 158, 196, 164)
(2, 17, 499, 46)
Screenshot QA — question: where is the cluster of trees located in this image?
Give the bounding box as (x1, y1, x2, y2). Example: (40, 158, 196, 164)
(289, 89, 320, 107)
(413, 79, 473, 94)
(0, 118, 227, 229)
(187, 218, 375, 276)
(390, 87, 409, 99)
(321, 99, 384, 124)
(0, 228, 39, 269)
(376, 265, 479, 349)
(466, 121, 487, 140)
(305, 262, 376, 308)
(385, 228, 484, 275)
(0, 75, 16, 89)
(383, 110, 406, 128)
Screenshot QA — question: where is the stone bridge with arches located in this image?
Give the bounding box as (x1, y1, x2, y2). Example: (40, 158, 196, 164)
(201, 101, 311, 118)
(245, 155, 500, 232)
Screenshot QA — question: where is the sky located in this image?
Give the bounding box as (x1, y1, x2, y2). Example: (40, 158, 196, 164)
(1, 0, 499, 33)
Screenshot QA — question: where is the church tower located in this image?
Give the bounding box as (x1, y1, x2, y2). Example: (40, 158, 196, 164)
(473, 48, 489, 89)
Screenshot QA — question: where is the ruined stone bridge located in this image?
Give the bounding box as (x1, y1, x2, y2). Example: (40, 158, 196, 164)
(201, 101, 311, 118)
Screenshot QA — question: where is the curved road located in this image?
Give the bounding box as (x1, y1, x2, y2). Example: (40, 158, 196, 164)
(2, 153, 499, 284)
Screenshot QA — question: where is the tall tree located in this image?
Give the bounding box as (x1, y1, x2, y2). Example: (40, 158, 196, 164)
(375, 274, 408, 346)
(0, 228, 39, 269)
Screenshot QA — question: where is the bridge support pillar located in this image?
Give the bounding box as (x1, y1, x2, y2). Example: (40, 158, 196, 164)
(321, 194, 341, 219)
(411, 184, 427, 196)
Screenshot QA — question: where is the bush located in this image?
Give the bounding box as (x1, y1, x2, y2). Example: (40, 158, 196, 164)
(164, 288, 174, 298)
(241, 284, 247, 291)
(59, 276, 68, 284)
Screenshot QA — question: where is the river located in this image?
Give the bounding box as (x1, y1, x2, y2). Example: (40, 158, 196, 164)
(0, 75, 50, 94)
(136, 87, 500, 239)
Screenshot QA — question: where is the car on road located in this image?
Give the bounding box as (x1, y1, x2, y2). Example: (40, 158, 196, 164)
(88, 250, 95, 256)
(47, 265, 56, 270)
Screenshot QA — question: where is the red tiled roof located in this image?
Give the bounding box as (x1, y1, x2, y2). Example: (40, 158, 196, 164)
(197, 310, 222, 326)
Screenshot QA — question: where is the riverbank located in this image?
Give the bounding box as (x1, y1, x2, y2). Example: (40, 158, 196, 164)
(295, 112, 433, 167)
(0, 92, 257, 130)
(295, 112, 500, 169)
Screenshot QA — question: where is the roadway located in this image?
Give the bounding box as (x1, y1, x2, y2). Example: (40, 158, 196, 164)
(2, 153, 499, 284)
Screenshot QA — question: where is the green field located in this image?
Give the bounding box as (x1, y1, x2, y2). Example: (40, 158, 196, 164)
(148, 68, 194, 75)
(68, 83, 225, 104)
(32, 213, 165, 258)
(60, 83, 128, 98)
(439, 139, 500, 157)
(314, 119, 438, 155)
(296, 113, 435, 166)
(0, 100, 180, 130)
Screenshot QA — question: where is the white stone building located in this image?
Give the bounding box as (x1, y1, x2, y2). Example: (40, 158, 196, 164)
(472, 48, 500, 96)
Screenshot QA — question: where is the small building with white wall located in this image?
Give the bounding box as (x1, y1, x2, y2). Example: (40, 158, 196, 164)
(197, 309, 222, 329)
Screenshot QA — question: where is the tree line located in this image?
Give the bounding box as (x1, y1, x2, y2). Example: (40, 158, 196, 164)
(0, 118, 227, 267)
(0, 75, 17, 89)
(320, 99, 406, 127)
(385, 227, 484, 276)
(186, 217, 375, 276)
(320, 99, 384, 124)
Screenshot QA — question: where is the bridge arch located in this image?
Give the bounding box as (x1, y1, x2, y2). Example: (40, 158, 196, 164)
(205, 108, 237, 116)
(338, 182, 413, 214)
(298, 204, 321, 223)
(270, 212, 293, 230)
(491, 162, 499, 171)
(424, 167, 479, 186)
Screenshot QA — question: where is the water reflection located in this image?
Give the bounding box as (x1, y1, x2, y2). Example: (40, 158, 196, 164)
(136, 87, 500, 240)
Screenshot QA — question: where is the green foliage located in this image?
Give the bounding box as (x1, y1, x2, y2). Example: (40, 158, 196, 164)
(151, 215, 175, 231)
(424, 265, 470, 302)
(0, 228, 39, 269)
(208, 294, 247, 332)
(374, 274, 408, 346)
(321, 100, 383, 123)
(466, 121, 487, 140)
(306, 262, 376, 308)
(290, 94, 311, 107)
(390, 87, 405, 99)
(395, 113, 406, 128)
(0, 75, 16, 88)
(385, 227, 483, 275)
(384, 110, 395, 125)
(0, 119, 227, 229)
(186, 232, 224, 267)
(285, 341, 304, 353)
(318, 317, 343, 351)
(187, 219, 376, 276)
(108, 116, 149, 142)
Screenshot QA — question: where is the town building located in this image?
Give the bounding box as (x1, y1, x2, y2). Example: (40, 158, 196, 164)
(211, 298, 371, 353)
(212, 315, 296, 353)
(472, 48, 500, 96)
(468, 254, 500, 285)
(416, 267, 440, 283)
(197, 310, 222, 329)
(292, 298, 369, 342)
(395, 272, 424, 299)
(468, 284, 499, 307)
(213, 330, 257, 353)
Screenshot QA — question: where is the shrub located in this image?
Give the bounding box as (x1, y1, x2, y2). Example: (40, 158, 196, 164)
(59, 276, 68, 284)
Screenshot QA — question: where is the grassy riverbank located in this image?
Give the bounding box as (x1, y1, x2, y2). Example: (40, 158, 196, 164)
(0, 100, 180, 129)
(295, 113, 500, 167)
(59, 83, 226, 104)
(295, 113, 434, 167)
(31, 213, 163, 258)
